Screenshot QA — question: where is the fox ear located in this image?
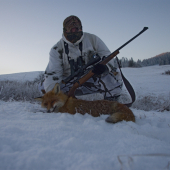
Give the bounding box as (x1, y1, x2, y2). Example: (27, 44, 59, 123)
(34, 97, 43, 101)
(52, 83, 60, 94)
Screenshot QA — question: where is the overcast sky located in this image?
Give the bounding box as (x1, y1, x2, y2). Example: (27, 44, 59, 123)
(0, 0, 170, 74)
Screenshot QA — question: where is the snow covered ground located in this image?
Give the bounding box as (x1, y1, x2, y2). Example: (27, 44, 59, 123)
(0, 65, 170, 170)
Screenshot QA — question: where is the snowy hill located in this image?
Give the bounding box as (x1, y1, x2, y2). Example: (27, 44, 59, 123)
(0, 71, 43, 82)
(0, 65, 170, 170)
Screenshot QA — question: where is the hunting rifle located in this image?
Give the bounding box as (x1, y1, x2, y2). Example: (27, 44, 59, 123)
(65, 27, 149, 100)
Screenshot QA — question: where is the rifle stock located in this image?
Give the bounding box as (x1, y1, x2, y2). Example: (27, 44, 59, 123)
(68, 70, 95, 97)
(100, 50, 119, 65)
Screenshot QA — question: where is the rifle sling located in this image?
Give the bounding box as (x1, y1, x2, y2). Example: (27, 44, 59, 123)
(116, 57, 136, 107)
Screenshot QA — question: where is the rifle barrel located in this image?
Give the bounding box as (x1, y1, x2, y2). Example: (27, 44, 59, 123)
(113, 27, 148, 54)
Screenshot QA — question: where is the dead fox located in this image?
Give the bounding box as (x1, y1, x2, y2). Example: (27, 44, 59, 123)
(35, 84, 135, 123)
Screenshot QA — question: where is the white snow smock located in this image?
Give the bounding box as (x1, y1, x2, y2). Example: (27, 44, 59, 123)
(44, 32, 122, 98)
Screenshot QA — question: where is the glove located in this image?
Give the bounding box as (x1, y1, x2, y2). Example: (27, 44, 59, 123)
(92, 64, 108, 75)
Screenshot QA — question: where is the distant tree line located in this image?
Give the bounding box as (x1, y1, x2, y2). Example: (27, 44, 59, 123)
(114, 52, 170, 67)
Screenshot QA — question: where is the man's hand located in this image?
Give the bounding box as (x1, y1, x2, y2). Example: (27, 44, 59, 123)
(92, 64, 108, 75)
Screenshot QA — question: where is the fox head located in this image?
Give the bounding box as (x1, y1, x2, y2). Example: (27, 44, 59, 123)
(35, 84, 68, 112)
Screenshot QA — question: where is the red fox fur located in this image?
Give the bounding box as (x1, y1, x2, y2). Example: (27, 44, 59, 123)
(35, 84, 135, 123)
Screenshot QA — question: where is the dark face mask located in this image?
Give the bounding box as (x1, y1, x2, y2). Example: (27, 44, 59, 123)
(65, 31, 83, 43)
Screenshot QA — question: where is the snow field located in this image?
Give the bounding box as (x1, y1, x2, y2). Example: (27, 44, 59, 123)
(0, 101, 170, 170)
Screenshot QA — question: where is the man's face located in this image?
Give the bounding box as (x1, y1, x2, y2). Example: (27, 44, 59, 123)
(63, 16, 83, 43)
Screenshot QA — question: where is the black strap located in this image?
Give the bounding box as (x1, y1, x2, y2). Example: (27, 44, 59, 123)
(79, 41, 83, 56)
(64, 41, 83, 61)
(116, 57, 136, 107)
(64, 41, 69, 56)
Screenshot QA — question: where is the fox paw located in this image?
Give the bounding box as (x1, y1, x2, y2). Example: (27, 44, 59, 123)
(105, 115, 118, 123)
